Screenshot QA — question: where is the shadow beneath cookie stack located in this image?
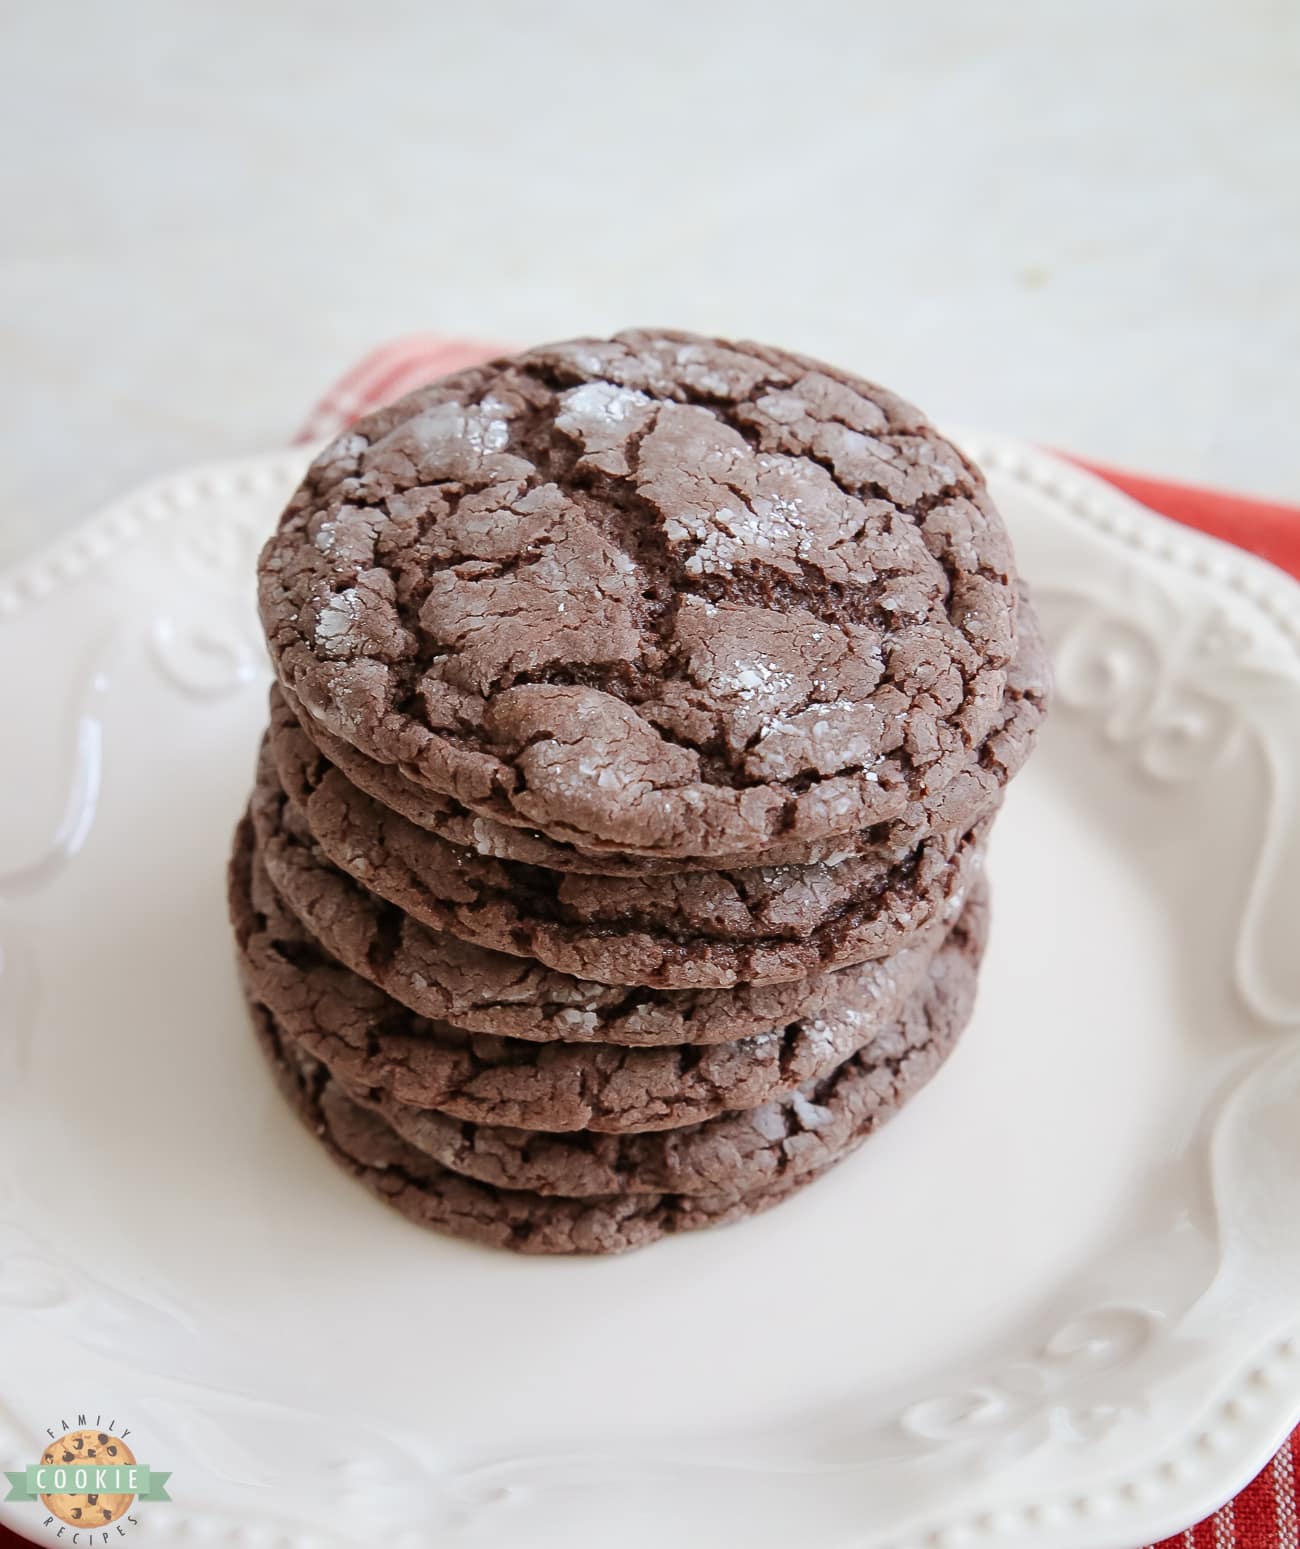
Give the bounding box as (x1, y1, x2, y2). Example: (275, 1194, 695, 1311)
(229, 331, 1049, 1254)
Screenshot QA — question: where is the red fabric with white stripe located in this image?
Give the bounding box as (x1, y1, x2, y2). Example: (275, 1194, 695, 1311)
(9, 338, 1295, 1549)
(292, 334, 513, 446)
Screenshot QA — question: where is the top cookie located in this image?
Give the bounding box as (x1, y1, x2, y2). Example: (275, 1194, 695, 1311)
(260, 330, 1020, 861)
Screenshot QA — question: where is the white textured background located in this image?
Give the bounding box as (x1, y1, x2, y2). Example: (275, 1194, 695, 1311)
(1, 0, 1297, 565)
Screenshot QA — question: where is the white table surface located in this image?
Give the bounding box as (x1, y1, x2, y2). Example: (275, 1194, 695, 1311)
(1, 0, 1296, 568)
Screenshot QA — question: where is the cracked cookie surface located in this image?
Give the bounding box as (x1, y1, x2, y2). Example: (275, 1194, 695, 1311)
(260, 330, 1023, 862)
(234, 808, 962, 1045)
(276, 570, 1046, 874)
(257, 714, 986, 988)
(253, 995, 848, 1254)
(231, 817, 980, 1133)
(270, 887, 984, 1194)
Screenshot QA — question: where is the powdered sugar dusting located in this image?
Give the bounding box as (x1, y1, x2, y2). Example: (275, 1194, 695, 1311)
(676, 495, 813, 577)
(466, 413, 510, 454)
(375, 400, 511, 472)
(790, 1091, 833, 1129)
(712, 655, 796, 705)
(558, 1008, 601, 1032)
(555, 382, 656, 473)
(558, 381, 652, 432)
(315, 589, 363, 655)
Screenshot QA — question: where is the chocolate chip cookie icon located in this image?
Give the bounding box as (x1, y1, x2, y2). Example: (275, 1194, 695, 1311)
(39, 1429, 136, 1527)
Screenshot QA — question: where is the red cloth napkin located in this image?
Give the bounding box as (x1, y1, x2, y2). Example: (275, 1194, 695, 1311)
(6, 341, 1294, 1549)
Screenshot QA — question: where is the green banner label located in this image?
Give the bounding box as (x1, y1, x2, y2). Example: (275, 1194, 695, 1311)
(4, 1465, 171, 1502)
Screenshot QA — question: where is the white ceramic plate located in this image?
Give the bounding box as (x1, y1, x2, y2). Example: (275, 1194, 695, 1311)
(2, 440, 1299, 1549)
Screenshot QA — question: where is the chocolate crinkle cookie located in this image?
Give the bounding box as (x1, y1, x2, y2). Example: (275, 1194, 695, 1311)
(260, 330, 1022, 862)
(232, 329, 1049, 1253)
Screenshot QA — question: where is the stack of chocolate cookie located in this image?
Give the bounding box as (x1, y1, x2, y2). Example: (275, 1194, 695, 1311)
(230, 330, 1049, 1254)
